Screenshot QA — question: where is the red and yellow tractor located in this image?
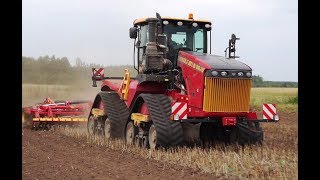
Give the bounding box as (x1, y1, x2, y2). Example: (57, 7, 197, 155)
(88, 13, 279, 149)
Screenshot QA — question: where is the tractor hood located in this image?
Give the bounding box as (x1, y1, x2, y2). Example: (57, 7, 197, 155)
(185, 51, 251, 71)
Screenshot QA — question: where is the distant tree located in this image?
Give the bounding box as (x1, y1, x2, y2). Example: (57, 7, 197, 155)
(50, 55, 56, 61)
(75, 57, 86, 68)
(252, 75, 264, 87)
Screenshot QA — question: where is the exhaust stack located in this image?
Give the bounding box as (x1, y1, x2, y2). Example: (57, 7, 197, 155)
(141, 16, 172, 74)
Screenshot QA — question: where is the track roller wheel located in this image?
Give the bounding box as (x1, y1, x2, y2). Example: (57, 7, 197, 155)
(95, 117, 105, 136)
(148, 124, 157, 149)
(135, 135, 142, 147)
(104, 118, 111, 139)
(87, 115, 96, 135)
(125, 121, 138, 145)
(142, 136, 149, 148)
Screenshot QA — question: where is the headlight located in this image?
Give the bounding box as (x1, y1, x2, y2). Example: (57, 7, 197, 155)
(205, 24, 211, 28)
(237, 72, 243, 77)
(173, 114, 180, 121)
(211, 71, 218, 76)
(221, 71, 227, 76)
(192, 22, 198, 27)
(273, 114, 280, 121)
(246, 72, 252, 77)
(177, 21, 183, 26)
(163, 20, 169, 25)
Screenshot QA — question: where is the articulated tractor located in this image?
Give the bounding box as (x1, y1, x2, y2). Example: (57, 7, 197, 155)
(88, 13, 279, 149)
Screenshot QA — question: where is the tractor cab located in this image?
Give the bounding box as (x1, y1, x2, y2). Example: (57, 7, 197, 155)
(130, 13, 212, 72)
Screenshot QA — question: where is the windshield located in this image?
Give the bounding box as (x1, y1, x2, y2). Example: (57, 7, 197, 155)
(164, 24, 207, 53)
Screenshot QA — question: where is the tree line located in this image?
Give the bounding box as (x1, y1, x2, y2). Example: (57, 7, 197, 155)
(22, 55, 137, 86)
(22, 55, 297, 87)
(251, 75, 297, 88)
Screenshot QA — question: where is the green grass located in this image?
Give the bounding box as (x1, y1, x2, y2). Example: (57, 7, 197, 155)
(250, 88, 298, 112)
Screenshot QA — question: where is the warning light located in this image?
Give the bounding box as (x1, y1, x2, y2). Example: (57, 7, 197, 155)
(188, 13, 193, 19)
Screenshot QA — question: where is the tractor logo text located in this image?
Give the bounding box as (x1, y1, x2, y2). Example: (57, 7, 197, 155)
(178, 57, 205, 73)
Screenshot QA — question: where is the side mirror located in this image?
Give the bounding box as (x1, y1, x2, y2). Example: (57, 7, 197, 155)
(129, 27, 138, 39)
(225, 33, 240, 58)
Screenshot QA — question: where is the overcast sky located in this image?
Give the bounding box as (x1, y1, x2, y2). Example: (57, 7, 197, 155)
(22, 0, 297, 81)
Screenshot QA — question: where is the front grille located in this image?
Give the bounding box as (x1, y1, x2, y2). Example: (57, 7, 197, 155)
(203, 77, 251, 112)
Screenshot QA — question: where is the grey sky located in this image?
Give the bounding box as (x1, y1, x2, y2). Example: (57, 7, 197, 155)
(22, 0, 298, 81)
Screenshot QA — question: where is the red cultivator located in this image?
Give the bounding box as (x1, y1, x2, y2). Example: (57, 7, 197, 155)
(22, 97, 92, 130)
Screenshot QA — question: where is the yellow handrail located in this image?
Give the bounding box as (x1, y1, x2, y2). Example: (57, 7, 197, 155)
(118, 69, 131, 100)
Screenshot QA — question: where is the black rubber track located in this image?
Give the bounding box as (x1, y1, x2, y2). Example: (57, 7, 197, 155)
(139, 94, 184, 147)
(91, 91, 129, 139)
(236, 121, 263, 145)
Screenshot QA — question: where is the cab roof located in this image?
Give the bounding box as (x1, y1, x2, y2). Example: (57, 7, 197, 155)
(133, 16, 211, 26)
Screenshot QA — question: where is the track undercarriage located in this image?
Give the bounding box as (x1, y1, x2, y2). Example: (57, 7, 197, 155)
(87, 91, 264, 149)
